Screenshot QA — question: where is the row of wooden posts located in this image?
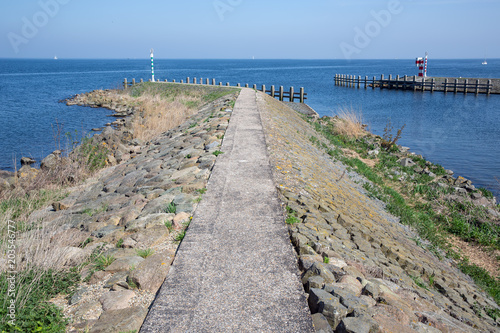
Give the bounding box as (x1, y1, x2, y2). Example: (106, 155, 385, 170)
(124, 78, 307, 103)
(335, 74, 493, 95)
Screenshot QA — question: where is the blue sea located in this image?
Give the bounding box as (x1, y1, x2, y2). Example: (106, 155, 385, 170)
(0, 59, 499, 197)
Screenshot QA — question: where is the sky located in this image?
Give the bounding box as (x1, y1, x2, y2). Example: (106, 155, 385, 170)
(0, 0, 499, 60)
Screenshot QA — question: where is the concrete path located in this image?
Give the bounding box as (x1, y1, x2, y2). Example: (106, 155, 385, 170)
(140, 88, 314, 332)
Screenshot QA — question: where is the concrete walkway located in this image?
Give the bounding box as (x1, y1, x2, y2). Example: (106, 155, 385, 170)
(140, 89, 314, 332)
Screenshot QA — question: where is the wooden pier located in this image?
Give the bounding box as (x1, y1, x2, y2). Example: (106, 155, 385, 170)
(123, 78, 307, 103)
(334, 74, 500, 95)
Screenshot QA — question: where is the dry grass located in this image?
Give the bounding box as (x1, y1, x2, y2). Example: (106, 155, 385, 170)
(130, 93, 201, 142)
(332, 107, 365, 139)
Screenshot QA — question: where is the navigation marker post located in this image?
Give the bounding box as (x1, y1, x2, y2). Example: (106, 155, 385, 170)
(150, 48, 155, 82)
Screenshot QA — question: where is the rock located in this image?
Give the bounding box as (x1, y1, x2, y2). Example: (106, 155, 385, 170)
(399, 158, 416, 167)
(125, 213, 172, 232)
(338, 275, 363, 296)
(104, 272, 129, 288)
(89, 306, 147, 333)
(40, 153, 59, 170)
(121, 237, 137, 248)
(173, 212, 191, 228)
(99, 290, 135, 311)
(91, 225, 122, 238)
(367, 150, 379, 156)
(308, 288, 348, 329)
(70, 286, 89, 305)
(311, 313, 334, 333)
(305, 275, 325, 292)
(337, 317, 378, 333)
(471, 192, 482, 200)
(129, 250, 174, 292)
(104, 256, 144, 273)
(20, 157, 36, 166)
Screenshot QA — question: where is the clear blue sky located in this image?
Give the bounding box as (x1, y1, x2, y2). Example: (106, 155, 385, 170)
(1, 0, 498, 59)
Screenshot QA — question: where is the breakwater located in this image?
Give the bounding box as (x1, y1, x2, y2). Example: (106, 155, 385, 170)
(2, 83, 499, 332)
(124, 78, 308, 103)
(335, 74, 500, 94)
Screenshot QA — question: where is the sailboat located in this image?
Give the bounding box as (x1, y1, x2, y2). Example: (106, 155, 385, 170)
(482, 56, 487, 65)
(54, 56, 58, 60)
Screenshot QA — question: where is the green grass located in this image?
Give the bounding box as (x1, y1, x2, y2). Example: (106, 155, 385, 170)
(136, 248, 154, 259)
(309, 116, 500, 307)
(116, 238, 124, 248)
(285, 206, 301, 225)
(94, 255, 115, 271)
(213, 150, 224, 157)
(165, 202, 177, 214)
(165, 221, 173, 231)
(0, 268, 80, 332)
(175, 230, 186, 242)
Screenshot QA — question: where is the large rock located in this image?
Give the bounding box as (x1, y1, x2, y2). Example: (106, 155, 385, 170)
(89, 306, 147, 333)
(308, 288, 348, 329)
(99, 290, 135, 311)
(104, 256, 144, 273)
(125, 213, 172, 232)
(129, 250, 175, 292)
(40, 153, 59, 170)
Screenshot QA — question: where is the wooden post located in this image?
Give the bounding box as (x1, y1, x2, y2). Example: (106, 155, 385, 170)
(219, 82, 222, 86)
(403, 75, 407, 90)
(194, 78, 197, 84)
(237, 83, 241, 87)
(388, 74, 392, 89)
(253, 84, 257, 90)
(200, 78, 203, 85)
(271, 85, 275, 98)
(487, 79, 492, 95)
(245, 83, 249, 88)
(181, 80, 184, 83)
(475, 79, 479, 95)
(444, 78, 448, 93)
(262, 84, 266, 93)
(289, 87, 294, 102)
(364, 76, 368, 89)
(132, 78, 136, 86)
(212, 79, 216, 86)
(357, 76, 361, 89)
(300, 87, 305, 103)
(206, 78, 209, 85)
(123, 78, 127, 89)
(279, 86, 284, 101)
(164, 79, 168, 82)
(372, 76, 376, 89)
(172, 79, 176, 83)
(226, 82, 230, 86)
(464, 79, 468, 94)
(395, 75, 399, 90)
(454, 79, 458, 93)
(140, 78, 144, 83)
(431, 78, 435, 93)
(421, 77, 425, 92)
(148, 79, 152, 82)
(186, 77, 190, 84)
(413, 76, 417, 92)
(380, 74, 385, 89)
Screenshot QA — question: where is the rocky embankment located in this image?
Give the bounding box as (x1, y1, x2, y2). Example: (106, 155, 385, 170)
(258, 93, 500, 332)
(15, 91, 237, 332)
(7, 84, 500, 332)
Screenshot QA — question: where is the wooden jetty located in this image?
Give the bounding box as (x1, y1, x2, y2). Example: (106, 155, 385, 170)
(334, 74, 500, 95)
(123, 78, 307, 103)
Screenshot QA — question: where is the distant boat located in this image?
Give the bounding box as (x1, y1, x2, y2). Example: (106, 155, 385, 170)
(54, 56, 58, 60)
(482, 55, 487, 65)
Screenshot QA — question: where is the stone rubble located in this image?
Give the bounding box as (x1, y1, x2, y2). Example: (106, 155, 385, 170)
(19, 91, 238, 332)
(257, 92, 500, 332)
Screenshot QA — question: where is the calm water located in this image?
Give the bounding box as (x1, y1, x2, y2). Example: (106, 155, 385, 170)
(0, 59, 499, 197)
